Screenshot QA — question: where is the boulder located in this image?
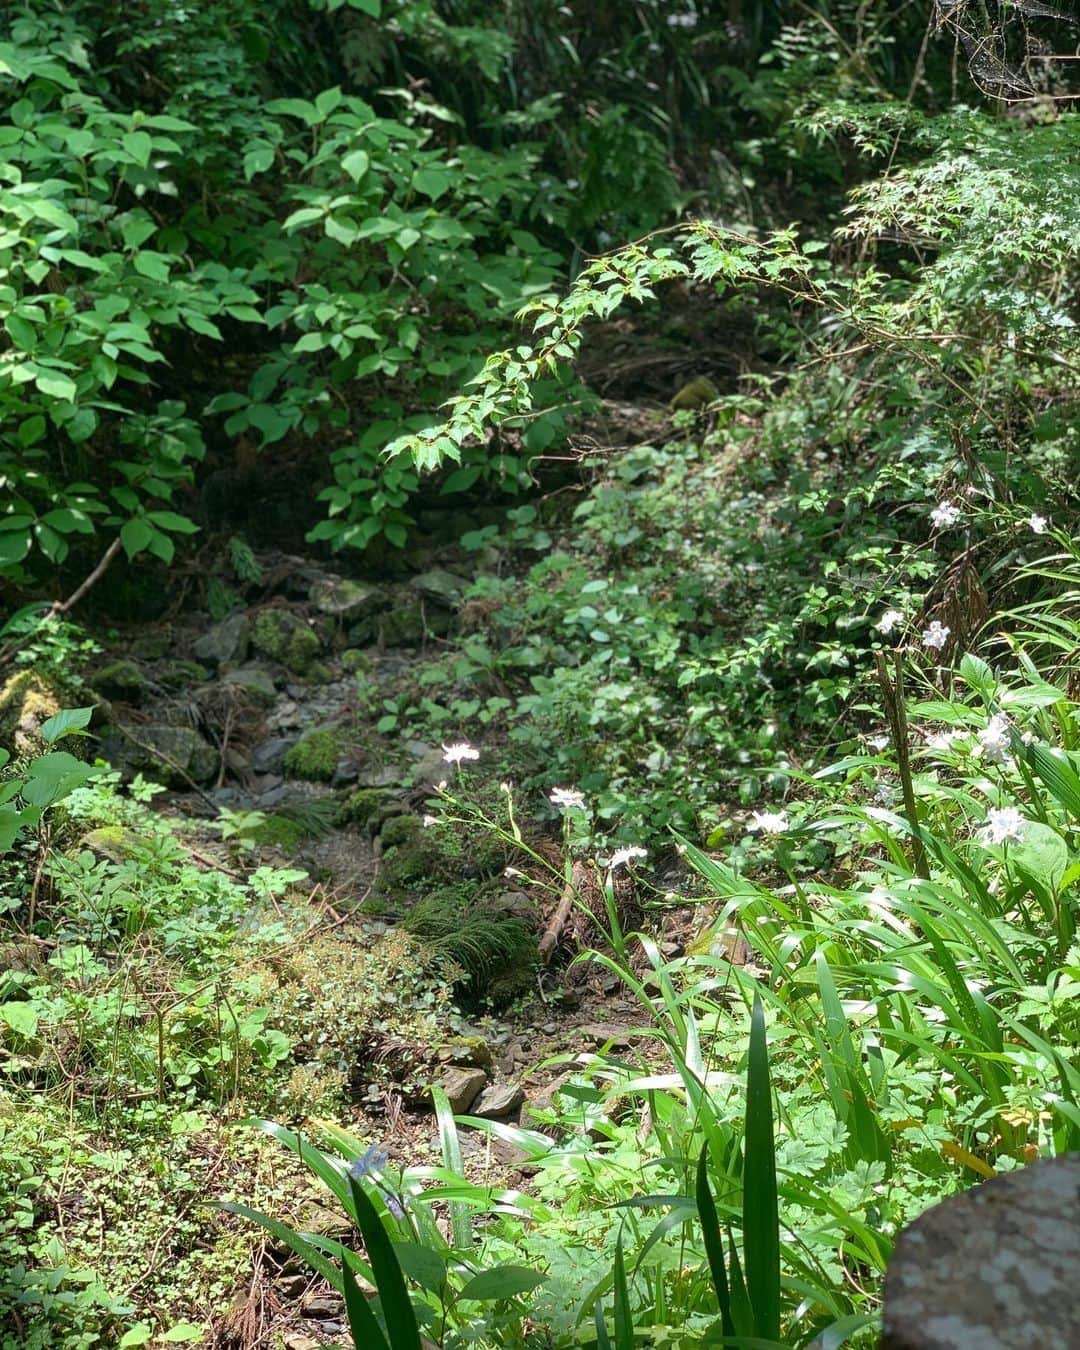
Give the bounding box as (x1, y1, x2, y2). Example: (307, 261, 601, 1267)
(220, 663, 277, 705)
(103, 724, 220, 787)
(412, 567, 469, 607)
(251, 736, 297, 776)
(881, 1154, 1080, 1350)
(193, 612, 250, 666)
(309, 576, 388, 622)
(0, 671, 61, 754)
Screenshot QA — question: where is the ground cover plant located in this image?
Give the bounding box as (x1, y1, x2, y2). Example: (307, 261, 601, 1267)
(3, 1, 1080, 1347)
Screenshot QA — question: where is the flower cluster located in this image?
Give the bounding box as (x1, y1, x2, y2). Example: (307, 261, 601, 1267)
(922, 620, 950, 652)
(980, 806, 1027, 846)
(549, 787, 586, 810)
(977, 713, 1011, 764)
(442, 741, 480, 764)
(606, 845, 648, 870)
(749, 809, 788, 835)
(930, 501, 961, 529)
(877, 609, 904, 636)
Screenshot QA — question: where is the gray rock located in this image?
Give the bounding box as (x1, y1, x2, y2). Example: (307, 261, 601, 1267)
(354, 763, 405, 789)
(309, 575, 388, 621)
(220, 663, 277, 705)
(251, 737, 297, 775)
(412, 567, 469, 607)
(472, 1082, 525, 1120)
(882, 1154, 1080, 1350)
(105, 724, 221, 786)
(193, 612, 250, 666)
(434, 1066, 487, 1113)
(302, 1294, 341, 1319)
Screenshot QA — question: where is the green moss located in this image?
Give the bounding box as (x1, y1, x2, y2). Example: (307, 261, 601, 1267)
(251, 814, 304, 851)
(251, 609, 321, 674)
(670, 375, 719, 411)
(283, 729, 338, 782)
(341, 648, 371, 673)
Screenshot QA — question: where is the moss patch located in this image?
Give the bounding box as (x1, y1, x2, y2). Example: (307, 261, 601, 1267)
(283, 728, 339, 781)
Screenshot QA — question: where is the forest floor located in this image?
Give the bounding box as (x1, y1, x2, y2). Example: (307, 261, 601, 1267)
(7, 395, 748, 1347)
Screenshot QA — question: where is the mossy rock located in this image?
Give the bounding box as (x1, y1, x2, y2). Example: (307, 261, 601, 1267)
(158, 659, 210, 689)
(251, 608, 321, 674)
(89, 660, 147, 703)
(283, 728, 339, 782)
(0, 671, 62, 754)
(379, 813, 424, 849)
(337, 787, 396, 828)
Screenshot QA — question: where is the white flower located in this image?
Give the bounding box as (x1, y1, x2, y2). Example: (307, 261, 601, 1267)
(980, 806, 1027, 846)
(977, 713, 1012, 764)
(499, 780, 512, 794)
(1029, 513, 1048, 535)
(867, 734, 890, 752)
(442, 742, 479, 765)
(930, 501, 961, 529)
(877, 609, 904, 636)
(422, 814, 438, 828)
(607, 845, 648, 870)
(549, 787, 586, 810)
(922, 621, 950, 651)
(874, 781, 899, 806)
(925, 730, 957, 752)
(748, 810, 788, 834)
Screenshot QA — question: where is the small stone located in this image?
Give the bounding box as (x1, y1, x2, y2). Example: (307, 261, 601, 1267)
(283, 1335, 321, 1350)
(472, 1082, 525, 1120)
(438, 1036, 494, 1069)
(193, 612, 250, 666)
(433, 1066, 487, 1113)
(341, 648, 372, 673)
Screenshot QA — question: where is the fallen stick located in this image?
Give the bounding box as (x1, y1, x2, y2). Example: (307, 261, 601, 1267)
(538, 860, 588, 963)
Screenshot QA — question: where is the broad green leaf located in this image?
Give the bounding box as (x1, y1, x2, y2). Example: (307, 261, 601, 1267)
(342, 149, 370, 182)
(1010, 820, 1069, 894)
(457, 1266, 545, 1301)
(0, 1002, 38, 1038)
(120, 517, 154, 558)
(40, 707, 94, 744)
(123, 130, 153, 166)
